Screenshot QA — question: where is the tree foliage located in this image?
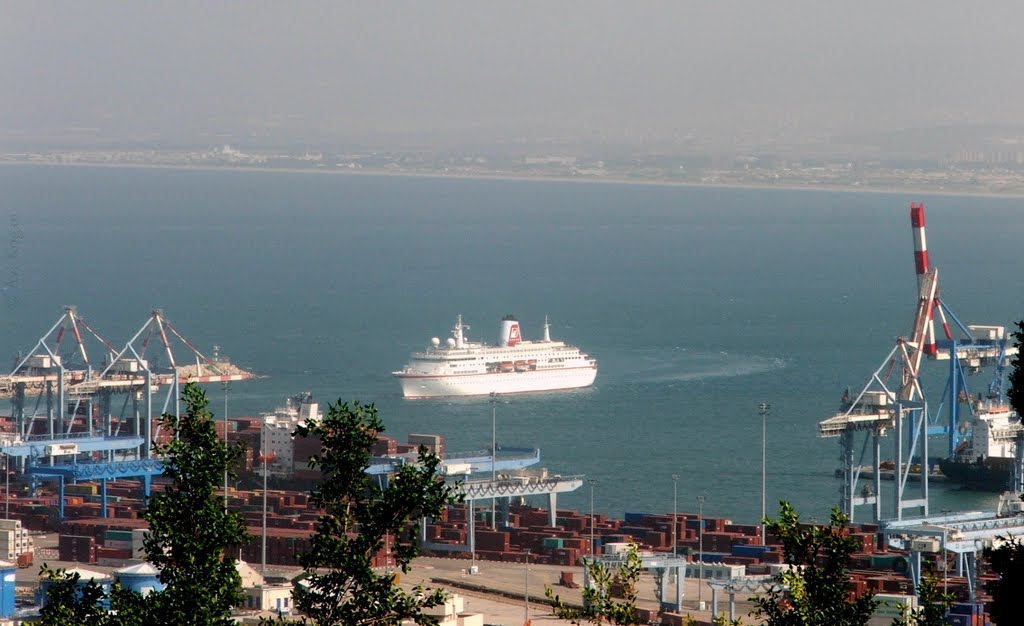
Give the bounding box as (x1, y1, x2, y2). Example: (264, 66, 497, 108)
(985, 321, 1024, 625)
(1007, 320, 1024, 419)
(984, 535, 1024, 625)
(40, 383, 250, 626)
(141, 382, 251, 625)
(752, 501, 877, 626)
(267, 400, 460, 626)
(545, 541, 643, 626)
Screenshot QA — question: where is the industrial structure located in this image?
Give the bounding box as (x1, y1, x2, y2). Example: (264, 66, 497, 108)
(881, 494, 1024, 601)
(816, 203, 1024, 612)
(582, 549, 689, 613)
(819, 203, 1022, 522)
(0, 307, 257, 516)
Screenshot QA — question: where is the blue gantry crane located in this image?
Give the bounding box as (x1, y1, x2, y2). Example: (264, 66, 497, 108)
(1, 306, 256, 518)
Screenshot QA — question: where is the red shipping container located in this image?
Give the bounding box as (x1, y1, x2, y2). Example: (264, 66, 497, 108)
(661, 613, 686, 626)
(644, 530, 666, 548)
(96, 547, 132, 560)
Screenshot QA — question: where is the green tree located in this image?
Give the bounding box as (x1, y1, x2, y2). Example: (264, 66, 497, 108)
(545, 542, 643, 626)
(752, 501, 877, 626)
(890, 567, 954, 626)
(1007, 320, 1024, 419)
(141, 382, 251, 625)
(40, 383, 250, 626)
(38, 565, 111, 625)
(984, 535, 1024, 625)
(270, 400, 459, 626)
(984, 320, 1024, 625)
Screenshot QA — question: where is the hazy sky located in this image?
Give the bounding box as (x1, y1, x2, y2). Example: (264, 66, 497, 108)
(3, 2, 1023, 144)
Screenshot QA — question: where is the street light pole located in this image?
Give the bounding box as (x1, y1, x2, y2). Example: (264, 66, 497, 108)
(223, 381, 229, 511)
(697, 495, 705, 611)
(759, 402, 770, 544)
(261, 415, 268, 575)
(672, 474, 679, 557)
(524, 549, 530, 624)
(943, 527, 948, 595)
(588, 479, 597, 557)
(490, 392, 498, 529)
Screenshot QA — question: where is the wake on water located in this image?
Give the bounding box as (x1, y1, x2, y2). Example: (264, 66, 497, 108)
(608, 347, 786, 384)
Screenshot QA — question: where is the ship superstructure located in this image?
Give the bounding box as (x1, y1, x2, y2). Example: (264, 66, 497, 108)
(393, 315, 597, 398)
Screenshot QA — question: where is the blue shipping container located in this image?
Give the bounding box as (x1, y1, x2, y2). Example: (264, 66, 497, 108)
(619, 526, 649, 540)
(949, 602, 973, 615)
(945, 613, 970, 626)
(731, 545, 772, 558)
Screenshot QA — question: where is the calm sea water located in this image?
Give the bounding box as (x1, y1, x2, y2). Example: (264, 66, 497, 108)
(3, 165, 1024, 525)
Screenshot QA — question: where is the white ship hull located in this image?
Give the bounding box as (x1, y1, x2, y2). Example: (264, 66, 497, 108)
(396, 364, 597, 399)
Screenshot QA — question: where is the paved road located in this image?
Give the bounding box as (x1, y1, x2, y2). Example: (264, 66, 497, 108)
(400, 556, 753, 625)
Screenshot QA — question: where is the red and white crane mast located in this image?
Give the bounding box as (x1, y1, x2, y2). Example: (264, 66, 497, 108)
(909, 203, 939, 360)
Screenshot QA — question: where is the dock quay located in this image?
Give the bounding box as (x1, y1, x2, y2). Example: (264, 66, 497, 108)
(837, 464, 948, 483)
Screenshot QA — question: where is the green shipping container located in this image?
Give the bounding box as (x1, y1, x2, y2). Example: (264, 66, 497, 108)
(106, 530, 134, 542)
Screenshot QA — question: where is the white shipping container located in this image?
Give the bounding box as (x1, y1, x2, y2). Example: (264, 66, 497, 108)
(602, 542, 631, 556)
(968, 325, 1003, 340)
(27, 354, 60, 368)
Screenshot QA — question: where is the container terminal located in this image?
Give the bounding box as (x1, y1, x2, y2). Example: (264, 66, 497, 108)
(2, 203, 1024, 625)
(0, 387, 1014, 626)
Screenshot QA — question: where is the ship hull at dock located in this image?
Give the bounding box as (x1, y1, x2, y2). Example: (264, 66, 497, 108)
(937, 456, 1014, 492)
(395, 365, 597, 399)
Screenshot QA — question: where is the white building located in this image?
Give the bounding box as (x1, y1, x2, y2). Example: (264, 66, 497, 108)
(414, 593, 483, 626)
(235, 560, 295, 615)
(242, 582, 294, 615)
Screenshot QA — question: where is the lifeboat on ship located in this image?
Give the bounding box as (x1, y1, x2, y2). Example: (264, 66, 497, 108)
(498, 362, 514, 373)
(514, 360, 528, 372)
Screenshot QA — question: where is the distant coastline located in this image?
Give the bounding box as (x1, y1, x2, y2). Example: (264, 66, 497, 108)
(4, 157, 1024, 201)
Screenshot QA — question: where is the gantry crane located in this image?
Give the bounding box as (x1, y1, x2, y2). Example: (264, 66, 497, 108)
(819, 202, 1020, 522)
(1, 307, 256, 517)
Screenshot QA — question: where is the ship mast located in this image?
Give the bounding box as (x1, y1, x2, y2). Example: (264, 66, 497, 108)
(543, 316, 551, 342)
(453, 315, 468, 349)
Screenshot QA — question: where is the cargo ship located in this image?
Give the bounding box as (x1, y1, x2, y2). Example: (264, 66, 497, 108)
(937, 402, 1021, 491)
(393, 314, 597, 398)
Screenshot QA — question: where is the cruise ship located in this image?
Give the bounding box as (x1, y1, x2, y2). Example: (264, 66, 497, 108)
(393, 315, 597, 398)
